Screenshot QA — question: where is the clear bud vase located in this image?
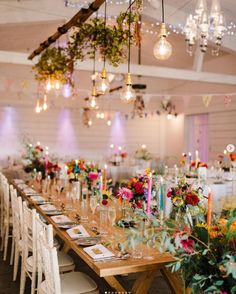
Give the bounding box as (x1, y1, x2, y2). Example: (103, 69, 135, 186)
(80, 192, 88, 222)
(99, 206, 108, 235)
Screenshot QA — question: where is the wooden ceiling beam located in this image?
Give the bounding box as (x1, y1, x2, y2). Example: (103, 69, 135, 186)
(1, 50, 236, 86)
(27, 0, 105, 60)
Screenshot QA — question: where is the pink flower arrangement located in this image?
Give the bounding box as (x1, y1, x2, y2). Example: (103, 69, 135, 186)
(117, 187, 133, 202)
(88, 171, 99, 181)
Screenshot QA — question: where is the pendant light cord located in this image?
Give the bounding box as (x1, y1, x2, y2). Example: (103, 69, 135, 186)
(93, 11, 98, 87)
(162, 0, 164, 23)
(128, 0, 131, 73)
(103, 0, 107, 68)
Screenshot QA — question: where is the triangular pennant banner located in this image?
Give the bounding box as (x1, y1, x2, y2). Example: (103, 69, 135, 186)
(202, 95, 212, 107)
(224, 95, 232, 106)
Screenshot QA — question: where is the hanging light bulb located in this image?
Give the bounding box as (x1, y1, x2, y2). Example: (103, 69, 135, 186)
(54, 80, 61, 90)
(167, 113, 173, 120)
(97, 68, 110, 94)
(120, 73, 136, 103)
(153, 23, 172, 60)
(96, 112, 101, 119)
(120, 0, 136, 104)
(45, 79, 52, 92)
(88, 120, 92, 126)
(107, 119, 112, 126)
(100, 112, 105, 119)
(43, 94, 48, 111)
(89, 84, 98, 109)
(35, 99, 41, 113)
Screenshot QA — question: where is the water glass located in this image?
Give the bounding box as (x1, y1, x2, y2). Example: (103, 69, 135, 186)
(99, 206, 108, 235)
(108, 206, 116, 226)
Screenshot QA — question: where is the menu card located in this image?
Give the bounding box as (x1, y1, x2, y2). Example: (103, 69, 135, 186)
(66, 225, 90, 240)
(51, 215, 71, 224)
(83, 244, 115, 260)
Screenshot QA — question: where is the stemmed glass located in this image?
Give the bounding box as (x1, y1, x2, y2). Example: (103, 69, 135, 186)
(90, 195, 98, 224)
(108, 206, 116, 227)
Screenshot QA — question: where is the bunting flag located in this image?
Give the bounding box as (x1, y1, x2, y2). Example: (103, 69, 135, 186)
(202, 95, 212, 107)
(224, 95, 232, 106)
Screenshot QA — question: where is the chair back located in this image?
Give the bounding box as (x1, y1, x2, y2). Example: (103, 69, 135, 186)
(39, 231, 61, 294)
(22, 202, 37, 274)
(10, 186, 23, 244)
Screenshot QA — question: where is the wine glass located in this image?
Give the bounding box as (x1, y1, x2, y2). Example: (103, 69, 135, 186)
(108, 206, 116, 227)
(90, 195, 98, 224)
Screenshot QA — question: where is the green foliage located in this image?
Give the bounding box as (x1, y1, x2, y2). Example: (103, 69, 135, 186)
(33, 10, 140, 83)
(33, 47, 72, 83)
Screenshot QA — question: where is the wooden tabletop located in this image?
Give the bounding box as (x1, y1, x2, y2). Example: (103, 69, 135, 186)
(11, 180, 183, 294)
(12, 181, 174, 276)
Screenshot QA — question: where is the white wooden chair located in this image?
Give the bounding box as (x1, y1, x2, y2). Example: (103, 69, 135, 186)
(1, 179, 13, 261)
(10, 186, 23, 280)
(38, 231, 99, 294)
(20, 201, 37, 294)
(20, 202, 76, 294)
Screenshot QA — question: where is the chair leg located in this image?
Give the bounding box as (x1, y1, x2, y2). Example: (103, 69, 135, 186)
(3, 227, 9, 261)
(10, 237, 14, 265)
(19, 266, 27, 294)
(31, 271, 37, 294)
(0, 226, 5, 251)
(13, 248, 20, 281)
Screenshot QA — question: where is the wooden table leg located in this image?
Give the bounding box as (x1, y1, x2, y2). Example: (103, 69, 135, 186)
(131, 269, 157, 294)
(104, 276, 127, 293)
(160, 268, 183, 294)
(61, 243, 70, 254)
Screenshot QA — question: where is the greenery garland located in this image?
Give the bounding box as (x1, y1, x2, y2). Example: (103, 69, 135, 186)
(33, 0, 142, 83)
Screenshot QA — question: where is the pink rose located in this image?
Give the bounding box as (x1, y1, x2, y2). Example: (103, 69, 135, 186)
(88, 172, 99, 180)
(118, 187, 133, 201)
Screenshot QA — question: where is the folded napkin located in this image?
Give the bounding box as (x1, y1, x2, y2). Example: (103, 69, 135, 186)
(83, 244, 115, 260)
(13, 179, 25, 184)
(30, 195, 45, 203)
(51, 215, 71, 224)
(66, 225, 90, 240)
(23, 188, 38, 195)
(39, 204, 57, 212)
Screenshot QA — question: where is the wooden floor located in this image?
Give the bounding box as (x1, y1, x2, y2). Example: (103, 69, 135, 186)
(0, 244, 172, 294)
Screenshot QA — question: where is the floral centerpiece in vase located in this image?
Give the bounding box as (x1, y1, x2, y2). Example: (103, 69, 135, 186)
(160, 209, 236, 293)
(134, 146, 152, 169)
(167, 179, 206, 225)
(22, 143, 60, 179)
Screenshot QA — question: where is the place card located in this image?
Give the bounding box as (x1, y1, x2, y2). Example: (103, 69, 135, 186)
(30, 195, 45, 203)
(66, 225, 90, 240)
(83, 244, 115, 260)
(51, 215, 71, 224)
(39, 204, 57, 212)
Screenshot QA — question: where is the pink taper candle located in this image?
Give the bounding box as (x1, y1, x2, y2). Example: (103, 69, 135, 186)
(146, 173, 152, 214)
(207, 189, 212, 226)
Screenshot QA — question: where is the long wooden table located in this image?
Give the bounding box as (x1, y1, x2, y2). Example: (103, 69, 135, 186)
(12, 180, 183, 294)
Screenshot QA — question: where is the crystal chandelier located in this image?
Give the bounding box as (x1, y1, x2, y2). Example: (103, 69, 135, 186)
(184, 0, 226, 56)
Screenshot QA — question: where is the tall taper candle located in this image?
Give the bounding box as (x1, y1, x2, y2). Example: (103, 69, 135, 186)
(146, 173, 152, 214)
(103, 164, 107, 191)
(207, 189, 212, 226)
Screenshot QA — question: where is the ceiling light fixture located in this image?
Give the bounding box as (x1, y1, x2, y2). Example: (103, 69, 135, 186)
(120, 0, 136, 104)
(184, 0, 226, 56)
(153, 0, 172, 60)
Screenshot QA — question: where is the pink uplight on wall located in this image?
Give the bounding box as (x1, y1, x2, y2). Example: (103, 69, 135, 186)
(109, 112, 126, 151)
(56, 109, 78, 156)
(0, 107, 20, 159)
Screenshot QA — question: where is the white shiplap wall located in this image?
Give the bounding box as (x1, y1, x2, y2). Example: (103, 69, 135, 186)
(0, 104, 185, 163)
(176, 97, 236, 160)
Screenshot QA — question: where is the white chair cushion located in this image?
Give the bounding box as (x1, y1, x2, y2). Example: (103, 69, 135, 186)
(26, 251, 75, 273)
(39, 271, 98, 294)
